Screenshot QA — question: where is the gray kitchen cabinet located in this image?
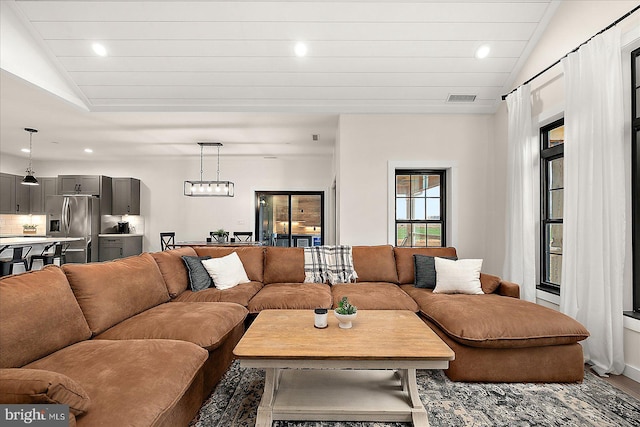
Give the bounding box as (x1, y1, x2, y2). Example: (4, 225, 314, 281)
(0, 173, 31, 214)
(112, 178, 140, 215)
(99, 235, 143, 261)
(29, 177, 58, 214)
(59, 175, 101, 195)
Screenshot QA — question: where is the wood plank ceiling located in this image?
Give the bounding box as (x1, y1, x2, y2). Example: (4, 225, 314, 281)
(13, 0, 556, 114)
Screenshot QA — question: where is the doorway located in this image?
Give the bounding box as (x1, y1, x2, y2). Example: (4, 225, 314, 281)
(255, 191, 324, 247)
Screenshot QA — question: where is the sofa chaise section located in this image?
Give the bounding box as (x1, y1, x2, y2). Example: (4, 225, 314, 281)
(0, 266, 208, 426)
(394, 247, 589, 382)
(62, 253, 248, 394)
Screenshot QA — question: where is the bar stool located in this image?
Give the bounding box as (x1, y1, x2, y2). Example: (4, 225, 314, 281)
(0, 246, 31, 276)
(29, 243, 67, 270)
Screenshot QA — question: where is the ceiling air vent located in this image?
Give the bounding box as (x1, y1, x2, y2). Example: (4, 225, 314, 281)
(447, 94, 477, 103)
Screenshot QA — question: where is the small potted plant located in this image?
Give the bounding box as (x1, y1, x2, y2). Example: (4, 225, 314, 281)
(334, 296, 357, 329)
(211, 229, 228, 243)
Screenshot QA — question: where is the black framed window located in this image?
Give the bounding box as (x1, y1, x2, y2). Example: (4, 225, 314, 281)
(540, 119, 564, 294)
(395, 170, 446, 247)
(632, 47, 640, 314)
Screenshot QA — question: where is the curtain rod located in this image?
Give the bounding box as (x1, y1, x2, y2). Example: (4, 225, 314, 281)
(501, 4, 640, 101)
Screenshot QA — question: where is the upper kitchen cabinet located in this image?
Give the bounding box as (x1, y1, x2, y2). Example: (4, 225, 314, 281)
(58, 175, 105, 195)
(0, 173, 31, 214)
(112, 178, 140, 215)
(29, 177, 58, 214)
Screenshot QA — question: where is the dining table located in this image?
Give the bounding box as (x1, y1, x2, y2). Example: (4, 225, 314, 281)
(173, 240, 263, 248)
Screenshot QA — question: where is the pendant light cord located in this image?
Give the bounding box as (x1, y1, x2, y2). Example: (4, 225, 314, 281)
(28, 132, 33, 173)
(199, 143, 204, 181)
(217, 144, 221, 181)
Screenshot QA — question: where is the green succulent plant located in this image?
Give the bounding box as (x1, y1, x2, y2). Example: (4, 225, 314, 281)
(335, 296, 357, 315)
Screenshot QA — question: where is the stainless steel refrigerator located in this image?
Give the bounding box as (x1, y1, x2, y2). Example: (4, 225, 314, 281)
(46, 195, 100, 263)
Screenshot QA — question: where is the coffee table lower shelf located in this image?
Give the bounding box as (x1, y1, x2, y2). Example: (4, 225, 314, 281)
(240, 360, 448, 427)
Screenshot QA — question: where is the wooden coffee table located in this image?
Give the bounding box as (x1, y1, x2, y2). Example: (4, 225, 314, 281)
(233, 309, 454, 426)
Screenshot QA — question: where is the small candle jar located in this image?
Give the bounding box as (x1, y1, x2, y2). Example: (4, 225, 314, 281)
(314, 308, 328, 329)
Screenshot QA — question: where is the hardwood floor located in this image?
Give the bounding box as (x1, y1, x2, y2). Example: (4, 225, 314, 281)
(591, 367, 640, 400)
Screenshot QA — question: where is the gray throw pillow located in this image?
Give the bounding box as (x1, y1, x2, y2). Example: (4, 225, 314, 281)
(181, 256, 213, 292)
(414, 255, 458, 289)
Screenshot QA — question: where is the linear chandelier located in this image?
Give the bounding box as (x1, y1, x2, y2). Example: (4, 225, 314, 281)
(184, 142, 234, 197)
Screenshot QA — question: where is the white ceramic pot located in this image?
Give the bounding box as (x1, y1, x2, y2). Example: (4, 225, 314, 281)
(334, 310, 357, 329)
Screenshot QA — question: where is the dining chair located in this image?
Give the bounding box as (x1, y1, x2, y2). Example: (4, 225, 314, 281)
(209, 231, 229, 244)
(160, 232, 175, 251)
(29, 243, 68, 270)
(0, 246, 32, 276)
(233, 231, 253, 242)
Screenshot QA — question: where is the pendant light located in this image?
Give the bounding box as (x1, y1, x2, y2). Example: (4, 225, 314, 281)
(21, 128, 39, 186)
(184, 142, 234, 197)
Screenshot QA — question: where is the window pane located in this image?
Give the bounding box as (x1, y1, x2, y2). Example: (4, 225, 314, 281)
(425, 175, 441, 197)
(549, 189, 563, 219)
(396, 175, 411, 197)
(397, 223, 411, 246)
(548, 223, 563, 255)
(427, 224, 442, 247)
(426, 198, 440, 220)
(396, 198, 409, 220)
(411, 175, 427, 197)
(548, 125, 564, 147)
(549, 158, 563, 190)
(412, 223, 427, 247)
(411, 198, 426, 220)
(548, 254, 562, 285)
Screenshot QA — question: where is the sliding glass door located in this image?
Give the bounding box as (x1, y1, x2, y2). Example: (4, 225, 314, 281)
(256, 191, 324, 247)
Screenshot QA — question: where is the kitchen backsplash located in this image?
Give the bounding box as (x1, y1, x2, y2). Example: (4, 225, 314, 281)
(100, 215, 145, 234)
(0, 214, 46, 235)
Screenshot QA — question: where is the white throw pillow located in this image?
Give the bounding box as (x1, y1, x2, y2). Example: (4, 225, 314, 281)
(201, 252, 250, 290)
(433, 257, 484, 295)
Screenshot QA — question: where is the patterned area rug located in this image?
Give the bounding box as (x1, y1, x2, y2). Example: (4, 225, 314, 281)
(190, 361, 640, 427)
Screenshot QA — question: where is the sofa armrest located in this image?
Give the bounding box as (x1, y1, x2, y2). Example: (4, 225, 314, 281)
(497, 280, 520, 298)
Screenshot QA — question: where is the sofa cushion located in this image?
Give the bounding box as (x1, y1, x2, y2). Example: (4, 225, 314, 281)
(201, 252, 250, 290)
(414, 255, 457, 289)
(172, 282, 263, 306)
(0, 368, 91, 416)
(480, 273, 501, 294)
(181, 255, 213, 291)
(195, 246, 264, 282)
(25, 339, 207, 427)
(151, 247, 198, 298)
(433, 258, 483, 295)
(331, 283, 419, 311)
(352, 245, 399, 284)
(63, 253, 170, 336)
(263, 247, 305, 284)
(393, 247, 458, 284)
(248, 283, 332, 314)
(400, 285, 589, 348)
(94, 302, 248, 351)
(0, 266, 91, 368)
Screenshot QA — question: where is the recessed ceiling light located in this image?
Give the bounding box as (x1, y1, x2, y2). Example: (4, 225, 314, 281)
(294, 42, 307, 57)
(84, 148, 93, 153)
(21, 148, 30, 153)
(92, 43, 107, 57)
(475, 45, 491, 59)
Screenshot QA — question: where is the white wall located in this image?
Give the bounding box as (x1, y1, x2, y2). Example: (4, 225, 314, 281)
(336, 114, 502, 274)
(493, 1, 640, 381)
(32, 155, 334, 252)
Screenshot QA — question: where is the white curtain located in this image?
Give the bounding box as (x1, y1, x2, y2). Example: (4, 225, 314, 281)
(560, 27, 625, 376)
(504, 84, 538, 302)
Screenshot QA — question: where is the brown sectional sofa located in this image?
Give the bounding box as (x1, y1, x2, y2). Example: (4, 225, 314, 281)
(0, 244, 589, 426)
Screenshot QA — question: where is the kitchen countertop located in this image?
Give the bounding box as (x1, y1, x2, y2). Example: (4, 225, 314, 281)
(0, 236, 84, 246)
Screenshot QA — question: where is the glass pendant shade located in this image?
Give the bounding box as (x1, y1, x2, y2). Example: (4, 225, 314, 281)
(22, 128, 39, 186)
(184, 142, 234, 197)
